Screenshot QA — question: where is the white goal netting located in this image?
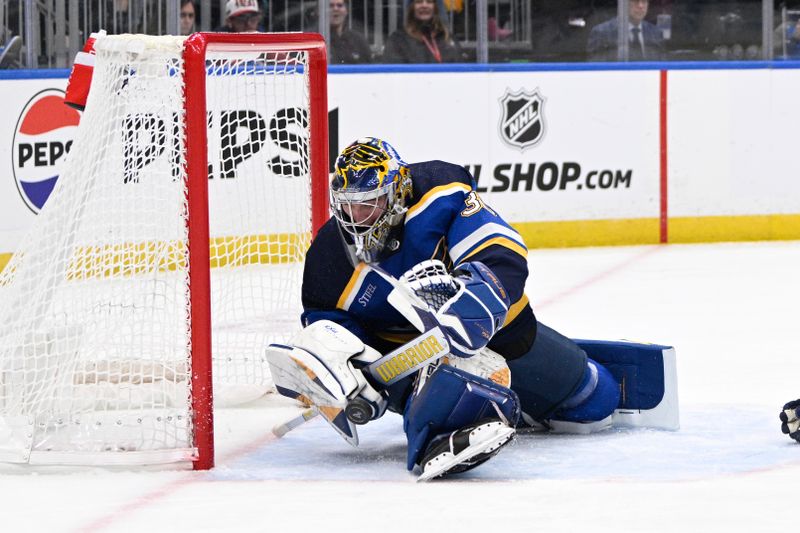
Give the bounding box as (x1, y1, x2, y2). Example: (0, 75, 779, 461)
(0, 34, 318, 465)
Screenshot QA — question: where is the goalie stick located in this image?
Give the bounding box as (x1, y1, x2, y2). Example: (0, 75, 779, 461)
(364, 326, 450, 387)
(272, 407, 319, 437)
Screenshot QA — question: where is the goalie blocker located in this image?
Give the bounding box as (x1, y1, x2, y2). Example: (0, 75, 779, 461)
(265, 320, 388, 446)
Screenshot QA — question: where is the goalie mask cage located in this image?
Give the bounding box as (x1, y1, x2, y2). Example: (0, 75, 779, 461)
(0, 33, 328, 470)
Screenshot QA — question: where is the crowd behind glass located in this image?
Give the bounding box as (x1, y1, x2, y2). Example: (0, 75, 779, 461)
(1, 0, 799, 69)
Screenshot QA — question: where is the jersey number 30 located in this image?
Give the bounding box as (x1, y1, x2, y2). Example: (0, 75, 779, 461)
(461, 191, 496, 217)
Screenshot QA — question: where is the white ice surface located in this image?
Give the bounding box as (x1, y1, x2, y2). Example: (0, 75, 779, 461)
(2, 241, 799, 532)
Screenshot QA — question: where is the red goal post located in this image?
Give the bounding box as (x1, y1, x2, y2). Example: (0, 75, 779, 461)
(184, 33, 329, 470)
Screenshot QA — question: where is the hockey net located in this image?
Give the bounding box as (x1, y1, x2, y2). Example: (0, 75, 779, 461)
(0, 33, 328, 468)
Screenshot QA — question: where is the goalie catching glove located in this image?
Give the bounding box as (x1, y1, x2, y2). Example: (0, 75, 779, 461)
(265, 320, 388, 447)
(780, 399, 800, 443)
(401, 260, 510, 358)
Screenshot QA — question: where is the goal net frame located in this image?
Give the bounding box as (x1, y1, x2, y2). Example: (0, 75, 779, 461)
(184, 32, 328, 470)
(0, 32, 328, 471)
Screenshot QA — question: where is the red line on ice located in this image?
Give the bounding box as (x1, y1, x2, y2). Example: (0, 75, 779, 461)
(535, 246, 664, 310)
(75, 431, 281, 532)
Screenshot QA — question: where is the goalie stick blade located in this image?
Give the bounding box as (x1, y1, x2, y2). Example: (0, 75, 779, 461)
(272, 408, 319, 438)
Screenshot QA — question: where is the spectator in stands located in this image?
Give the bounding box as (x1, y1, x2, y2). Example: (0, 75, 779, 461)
(180, 0, 197, 36)
(215, 0, 265, 33)
(703, 4, 761, 61)
(587, 0, 665, 61)
(0, 35, 22, 69)
(329, 0, 372, 64)
(527, 0, 594, 63)
(488, 17, 513, 41)
(383, 0, 464, 63)
(106, 0, 137, 34)
(776, 16, 800, 58)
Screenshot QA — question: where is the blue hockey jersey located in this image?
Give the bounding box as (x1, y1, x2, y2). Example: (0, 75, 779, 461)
(301, 160, 537, 359)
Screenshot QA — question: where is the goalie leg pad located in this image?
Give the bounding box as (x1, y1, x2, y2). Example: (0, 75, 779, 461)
(403, 365, 520, 470)
(574, 339, 679, 431)
(551, 359, 620, 423)
(442, 347, 511, 387)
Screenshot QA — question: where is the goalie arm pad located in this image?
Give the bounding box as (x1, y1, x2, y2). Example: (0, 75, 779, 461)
(436, 261, 510, 358)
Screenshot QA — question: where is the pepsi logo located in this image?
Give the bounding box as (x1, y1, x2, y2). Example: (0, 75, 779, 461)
(12, 89, 81, 213)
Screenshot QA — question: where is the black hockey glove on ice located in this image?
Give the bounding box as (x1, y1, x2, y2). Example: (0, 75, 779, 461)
(779, 399, 800, 443)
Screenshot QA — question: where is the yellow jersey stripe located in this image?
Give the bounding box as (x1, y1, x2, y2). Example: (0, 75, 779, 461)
(458, 236, 528, 264)
(337, 262, 367, 310)
(405, 183, 471, 223)
(449, 223, 526, 263)
(503, 293, 529, 327)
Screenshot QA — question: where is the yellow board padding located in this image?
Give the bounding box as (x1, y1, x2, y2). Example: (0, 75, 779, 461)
(0, 233, 311, 279)
(512, 218, 661, 248)
(208, 233, 311, 268)
(66, 240, 187, 280)
(668, 214, 800, 243)
(1, 216, 800, 275)
(512, 214, 800, 248)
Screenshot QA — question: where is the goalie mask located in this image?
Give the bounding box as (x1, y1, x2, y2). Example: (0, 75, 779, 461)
(331, 137, 412, 264)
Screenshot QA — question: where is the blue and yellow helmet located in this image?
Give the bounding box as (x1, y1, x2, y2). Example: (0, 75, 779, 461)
(330, 137, 411, 263)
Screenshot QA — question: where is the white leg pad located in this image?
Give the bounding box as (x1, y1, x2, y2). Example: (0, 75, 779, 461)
(546, 416, 614, 434)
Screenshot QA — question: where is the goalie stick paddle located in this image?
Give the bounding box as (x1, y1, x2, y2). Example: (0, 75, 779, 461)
(364, 326, 450, 387)
(272, 407, 319, 438)
(341, 264, 452, 423)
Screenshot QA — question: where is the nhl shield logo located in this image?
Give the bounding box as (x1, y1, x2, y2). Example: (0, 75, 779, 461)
(499, 88, 545, 150)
